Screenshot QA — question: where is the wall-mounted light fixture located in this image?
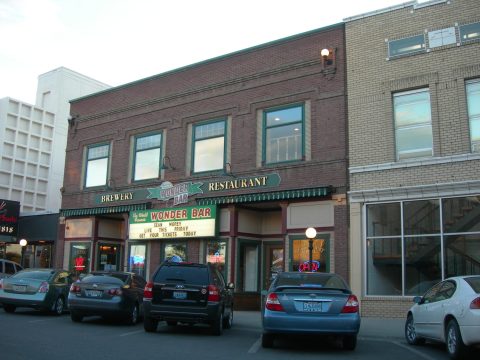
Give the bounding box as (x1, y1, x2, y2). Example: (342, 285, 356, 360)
(320, 48, 335, 67)
(161, 156, 175, 170)
(223, 162, 235, 177)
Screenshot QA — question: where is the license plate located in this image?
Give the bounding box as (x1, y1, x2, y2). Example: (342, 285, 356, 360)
(13, 285, 27, 293)
(303, 301, 325, 312)
(85, 290, 102, 298)
(173, 291, 187, 300)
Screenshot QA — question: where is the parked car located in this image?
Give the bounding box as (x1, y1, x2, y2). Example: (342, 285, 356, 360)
(143, 261, 234, 335)
(0, 259, 23, 280)
(68, 271, 146, 325)
(0, 268, 72, 315)
(405, 275, 480, 359)
(261, 271, 361, 350)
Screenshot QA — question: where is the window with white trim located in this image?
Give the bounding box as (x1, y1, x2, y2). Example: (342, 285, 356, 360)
(192, 119, 225, 173)
(394, 89, 433, 160)
(133, 133, 162, 181)
(466, 79, 480, 153)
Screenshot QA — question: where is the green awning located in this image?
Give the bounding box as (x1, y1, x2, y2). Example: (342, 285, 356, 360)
(60, 203, 149, 217)
(196, 187, 332, 205)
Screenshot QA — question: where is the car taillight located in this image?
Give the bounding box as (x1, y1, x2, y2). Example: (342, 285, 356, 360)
(0, 279, 3, 290)
(144, 281, 153, 300)
(69, 284, 81, 293)
(38, 281, 49, 293)
(341, 294, 359, 313)
(470, 297, 480, 309)
(208, 285, 220, 302)
(108, 288, 122, 296)
(265, 293, 284, 312)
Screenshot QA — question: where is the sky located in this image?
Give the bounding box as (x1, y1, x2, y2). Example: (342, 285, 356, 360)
(0, 0, 419, 104)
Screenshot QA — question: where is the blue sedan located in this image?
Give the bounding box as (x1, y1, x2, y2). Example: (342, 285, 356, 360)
(262, 272, 361, 350)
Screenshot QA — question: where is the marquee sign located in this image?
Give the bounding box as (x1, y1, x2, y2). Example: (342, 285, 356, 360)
(129, 205, 217, 240)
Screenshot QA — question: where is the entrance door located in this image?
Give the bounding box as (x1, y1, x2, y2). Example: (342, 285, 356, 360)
(265, 244, 284, 289)
(244, 246, 258, 292)
(97, 244, 120, 271)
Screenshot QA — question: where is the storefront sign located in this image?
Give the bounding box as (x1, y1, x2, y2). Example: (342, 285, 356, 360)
(129, 205, 217, 240)
(95, 173, 281, 205)
(0, 199, 20, 237)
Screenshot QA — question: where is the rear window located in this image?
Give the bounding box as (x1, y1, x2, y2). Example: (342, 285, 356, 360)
(275, 273, 349, 290)
(82, 275, 126, 285)
(154, 264, 208, 285)
(464, 276, 480, 293)
(11, 270, 53, 281)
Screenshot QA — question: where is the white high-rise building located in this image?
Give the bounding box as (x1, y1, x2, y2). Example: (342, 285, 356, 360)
(0, 67, 110, 213)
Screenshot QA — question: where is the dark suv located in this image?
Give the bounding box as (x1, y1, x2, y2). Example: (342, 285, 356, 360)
(143, 261, 234, 335)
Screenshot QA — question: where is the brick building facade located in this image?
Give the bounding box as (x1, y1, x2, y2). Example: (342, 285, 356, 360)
(56, 23, 348, 309)
(345, 0, 480, 317)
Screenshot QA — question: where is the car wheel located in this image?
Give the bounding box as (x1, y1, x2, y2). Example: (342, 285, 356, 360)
(126, 304, 139, 325)
(166, 321, 177, 326)
(70, 311, 83, 322)
(52, 297, 65, 315)
(446, 319, 467, 360)
(405, 314, 425, 345)
(144, 317, 158, 332)
(211, 312, 223, 336)
(342, 335, 357, 350)
(223, 309, 233, 329)
(262, 333, 274, 348)
(3, 304, 16, 313)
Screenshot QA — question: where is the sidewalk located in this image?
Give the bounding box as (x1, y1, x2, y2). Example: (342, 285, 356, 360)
(236, 311, 406, 340)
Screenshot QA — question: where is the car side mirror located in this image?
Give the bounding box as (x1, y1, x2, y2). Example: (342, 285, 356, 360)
(227, 282, 235, 290)
(413, 296, 423, 304)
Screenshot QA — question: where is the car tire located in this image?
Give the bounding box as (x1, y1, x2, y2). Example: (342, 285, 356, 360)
(262, 333, 274, 348)
(405, 314, 425, 345)
(211, 312, 223, 336)
(223, 309, 233, 329)
(166, 321, 177, 326)
(70, 311, 83, 322)
(52, 297, 65, 315)
(144, 316, 158, 332)
(446, 319, 467, 360)
(342, 335, 357, 350)
(126, 303, 139, 325)
(3, 304, 16, 313)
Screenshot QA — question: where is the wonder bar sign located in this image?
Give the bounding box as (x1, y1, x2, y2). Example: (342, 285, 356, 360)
(129, 205, 216, 240)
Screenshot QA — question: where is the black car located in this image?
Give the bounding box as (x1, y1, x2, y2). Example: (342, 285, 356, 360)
(68, 271, 146, 325)
(143, 261, 234, 335)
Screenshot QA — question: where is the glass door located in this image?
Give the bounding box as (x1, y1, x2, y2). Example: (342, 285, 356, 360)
(97, 244, 120, 271)
(128, 243, 147, 278)
(264, 244, 284, 289)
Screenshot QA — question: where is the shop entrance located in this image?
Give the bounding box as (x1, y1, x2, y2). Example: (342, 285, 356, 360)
(97, 244, 121, 271)
(238, 241, 260, 292)
(264, 243, 284, 289)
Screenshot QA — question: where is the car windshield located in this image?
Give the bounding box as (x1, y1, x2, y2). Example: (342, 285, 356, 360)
(464, 276, 480, 293)
(11, 270, 53, 281)
(274, 273, 349, 290)
(82, 274, 126, 285)
(154, 264, 208, 285)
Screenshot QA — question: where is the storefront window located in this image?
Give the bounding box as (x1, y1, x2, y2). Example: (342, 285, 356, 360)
(70, 243, 91, 279)
(292, 236, 328, 273)
(206, 240, 226, 278)
(129, 244, 147, 278)
(366, 196, 480, 296)
(97, 244, 119, 271)
(163, 242, 187, 262)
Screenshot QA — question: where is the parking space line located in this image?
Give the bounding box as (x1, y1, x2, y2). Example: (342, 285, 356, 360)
(248, 336, 261, 353)
(392, 341, 438, 360)
(28, 319, 51, 323)
(119, 330, 144, 337)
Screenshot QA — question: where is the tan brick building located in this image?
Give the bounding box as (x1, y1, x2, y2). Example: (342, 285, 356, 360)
(345, 0, 480, 317)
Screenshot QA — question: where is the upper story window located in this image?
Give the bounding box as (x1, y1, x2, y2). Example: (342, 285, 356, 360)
(263, 104, 304, 165)
(466, 79, 480, 153)
(460, 21, 480, 44)
(193, 119, 225, 173)
(85, 143, 110, 188)
(393, 89, 433, 161)
(133, 133, 162, 181)
(388, 34, 425, 58)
